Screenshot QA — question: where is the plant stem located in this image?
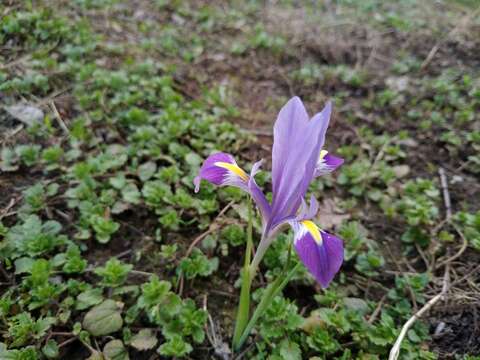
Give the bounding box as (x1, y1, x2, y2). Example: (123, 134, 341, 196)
(232, 199, 254, 348)
(249, 237, 268, 272)
(235, 261, 301, 350)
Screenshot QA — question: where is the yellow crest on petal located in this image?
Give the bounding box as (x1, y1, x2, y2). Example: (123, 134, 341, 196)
(301, 220, 322, 244)
(214, 161, 249, 182)
(319, 150, 328, 160)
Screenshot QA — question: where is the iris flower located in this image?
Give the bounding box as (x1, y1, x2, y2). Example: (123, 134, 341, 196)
(194, 97, 344, 287)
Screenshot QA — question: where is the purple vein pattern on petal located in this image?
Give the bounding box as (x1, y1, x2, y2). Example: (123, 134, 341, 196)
(286, 102, 332, 215)
(194, 153, 271, 224)
(293, 226, 344, 288)
(314, 152, 344, 177)
(269, 99, 332, 228)
(193, 152, 248, 193)
(271, 97, 309, 198)
(310, 101, 332, 152)
(318, 231, 344, 287)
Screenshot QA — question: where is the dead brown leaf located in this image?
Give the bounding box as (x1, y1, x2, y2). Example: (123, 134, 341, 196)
(316, 198, 350, 229)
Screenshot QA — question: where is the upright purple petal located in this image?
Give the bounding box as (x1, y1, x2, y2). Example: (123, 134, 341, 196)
(297, 195, 319, 220)
(310, 102, 332, 153)
(305, 195, 319, 219)
(271, 97, 309, 197)
(269, 99, 333, 229)
(291, 220, 343, 288)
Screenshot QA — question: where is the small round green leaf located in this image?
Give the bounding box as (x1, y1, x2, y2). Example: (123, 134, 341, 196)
(130, 329, 158, 351)
(83, 300, 123, 336)
(103, 339, 129, 360)
(42, 339, 59, 359)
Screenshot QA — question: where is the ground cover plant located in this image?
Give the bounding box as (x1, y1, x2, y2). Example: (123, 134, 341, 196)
(1, 0, 480, 359)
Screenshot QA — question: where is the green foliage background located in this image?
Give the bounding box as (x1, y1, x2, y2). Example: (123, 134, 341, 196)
(1, 0, 479, 359)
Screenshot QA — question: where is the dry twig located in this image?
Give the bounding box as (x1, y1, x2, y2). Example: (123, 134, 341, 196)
(438, 168, 452, 220)
(203, 295, 231, 360)
(388, 168, 466, 359)
(0, 197, 20, 220)
(435, 168, 468, 268)
(385, 245, 418, 310)
(0, 124, 24, 145)
(368, 294, 387, 324)
(388, 262, 450, 360)
(49, 101, 70, 135)
(178, 201, 234, 296)
(435, 223, 468, 270)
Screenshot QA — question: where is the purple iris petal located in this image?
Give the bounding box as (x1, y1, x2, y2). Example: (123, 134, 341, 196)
(248, 160, 271, 222)
(298, 198, 309, 219)
(269, 99, 332, 229)
(298, 195, 319, 221)
(314, 153, 344, 177)
(324, 153, 344, 170)
(271, 97, 309, 198)
(306, 195, 319, 219)
(194, 153, 271, 224)
(294, 228, 343, 288)
(310, 102, 332, 151)
(194, 152, 248, 193)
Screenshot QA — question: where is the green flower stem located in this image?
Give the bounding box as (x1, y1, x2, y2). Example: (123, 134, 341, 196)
(232, 199, 254, 349)
(235, 261, 301, 351)
(233, 202, 298, 351)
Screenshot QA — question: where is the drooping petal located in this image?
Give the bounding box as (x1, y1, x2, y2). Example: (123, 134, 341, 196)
(194, 152, 249, 193)
(314, 150, 344, 177)
(269, 99, 332, 228)
(248, 160, 271, 223)
(194, 153, 271, 225)
(290, 220, 343, 288)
